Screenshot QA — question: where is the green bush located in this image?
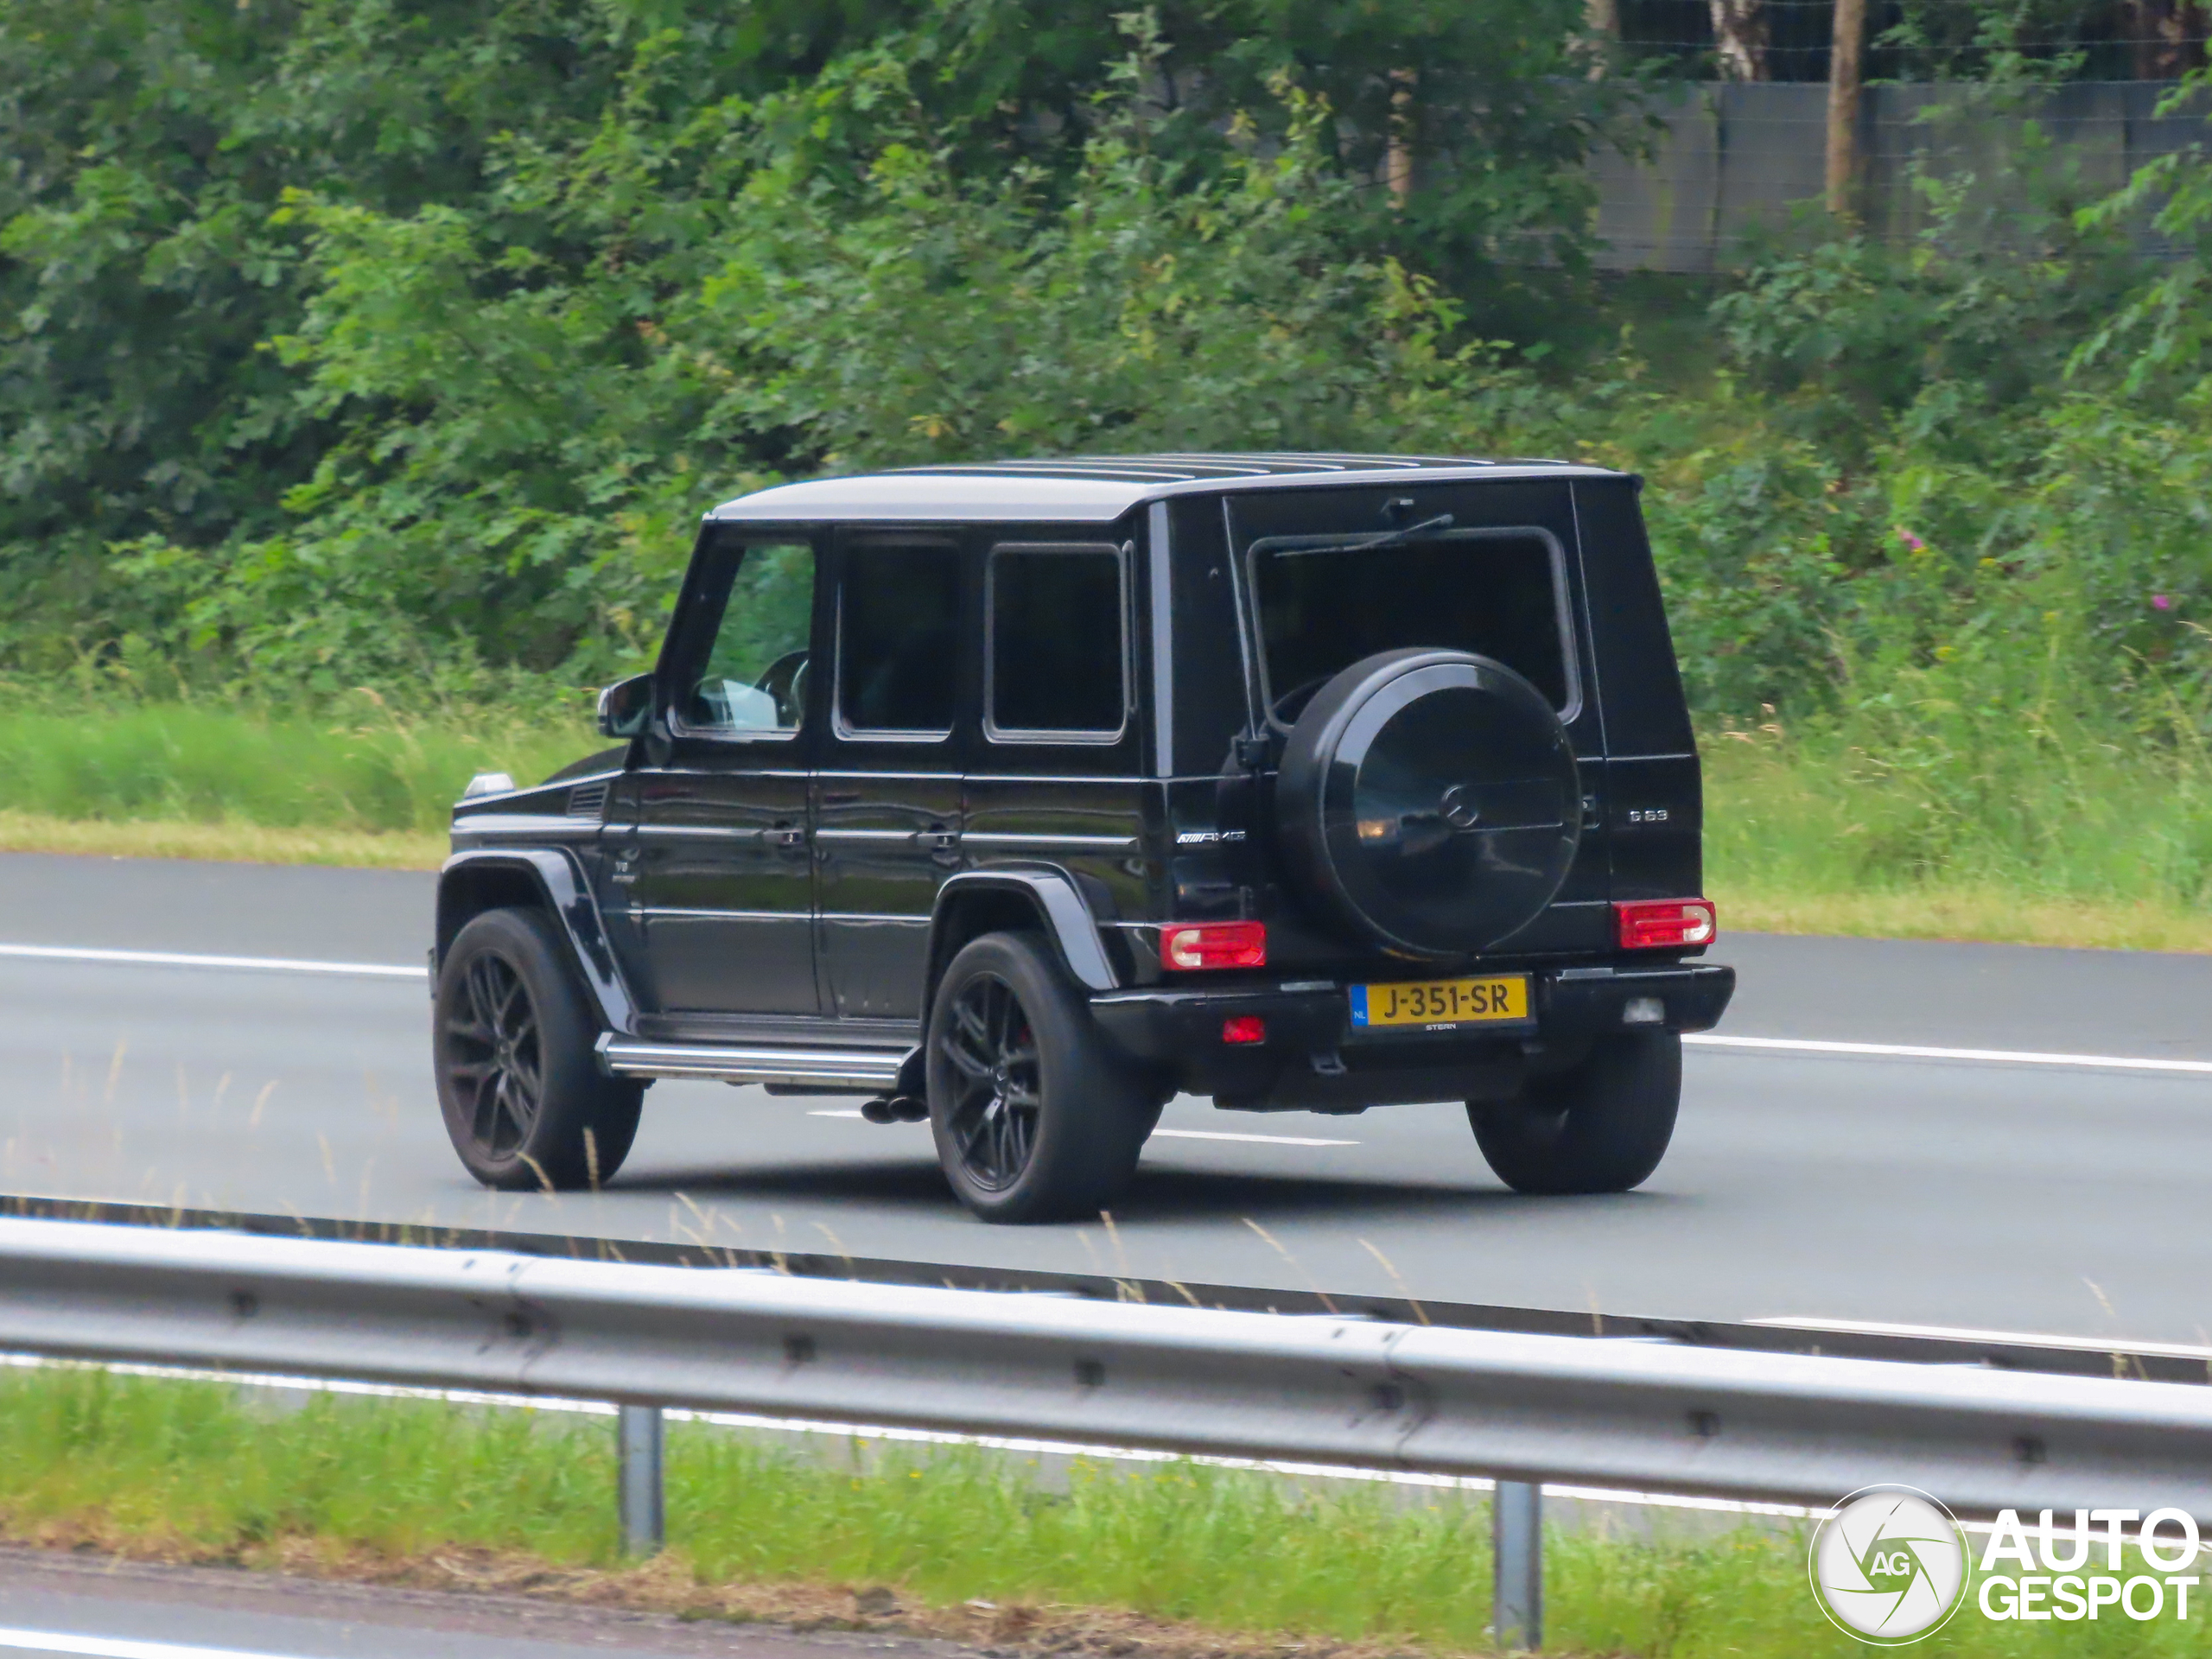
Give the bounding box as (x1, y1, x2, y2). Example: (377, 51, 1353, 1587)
(12, 6, 2212, 912)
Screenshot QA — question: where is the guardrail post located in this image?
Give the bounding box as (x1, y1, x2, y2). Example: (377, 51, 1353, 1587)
(618, 1403, 665, 1557)
(1491, 1480, 1542, 1650)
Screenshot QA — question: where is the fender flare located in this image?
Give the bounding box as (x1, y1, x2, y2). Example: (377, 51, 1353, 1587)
(435, 848, 638, 1035)
(924, 868, 1118, 1017)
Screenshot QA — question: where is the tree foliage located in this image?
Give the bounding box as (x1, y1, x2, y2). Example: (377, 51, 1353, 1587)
(8, 0, 2212, 752)
(0, 0, 1628, 694)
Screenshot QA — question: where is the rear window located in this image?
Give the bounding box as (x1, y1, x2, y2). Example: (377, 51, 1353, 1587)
(1249, 528, 1575, 727)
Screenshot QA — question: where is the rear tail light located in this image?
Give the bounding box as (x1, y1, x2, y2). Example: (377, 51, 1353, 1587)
(1615, 899, 1716, 950)
(1160, 921, 1268, 971)
(1221, 1015, 1268, 1046)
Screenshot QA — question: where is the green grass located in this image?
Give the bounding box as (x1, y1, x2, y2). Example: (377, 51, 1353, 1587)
(8, 697, 2212, 950)
(1703, 714, 2212, 951)
(0, 702, 596, 838)
(3, 1365, 2208, 1657)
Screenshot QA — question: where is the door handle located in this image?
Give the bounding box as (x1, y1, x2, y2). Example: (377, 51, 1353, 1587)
(912, 828, 961, 851)
(767, 824, 809, 849)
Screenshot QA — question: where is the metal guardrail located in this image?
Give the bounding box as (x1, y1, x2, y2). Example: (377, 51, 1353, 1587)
(7, 1216, 2212, 1649)
(9, 1191, 2207, 1384)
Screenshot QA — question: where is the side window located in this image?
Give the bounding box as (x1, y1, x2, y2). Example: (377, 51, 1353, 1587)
(677, 541, 817, 736)
(987, 543, 1127, 741)
(837, 542, 960, 736)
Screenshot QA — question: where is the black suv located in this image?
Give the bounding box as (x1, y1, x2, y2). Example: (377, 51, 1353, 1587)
(430, 454, 1734, 1222)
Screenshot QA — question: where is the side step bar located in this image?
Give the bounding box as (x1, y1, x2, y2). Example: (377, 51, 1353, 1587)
(597, 1036, 908, 1090)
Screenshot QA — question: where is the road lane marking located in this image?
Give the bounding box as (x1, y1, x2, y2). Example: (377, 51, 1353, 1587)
(8, 942, 2210, 1077)
(1687, 1032, 2212, 1075)
(1749, 1313, 2212, 1361)
(807, 1109, 1354, 1146)
(0, 1630, 302, 1659)
(0, 944, 423, 980)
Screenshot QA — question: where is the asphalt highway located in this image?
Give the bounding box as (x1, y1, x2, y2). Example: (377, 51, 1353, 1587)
(3, 853, 2210, 1344)
(0, 1547, 961, 1659)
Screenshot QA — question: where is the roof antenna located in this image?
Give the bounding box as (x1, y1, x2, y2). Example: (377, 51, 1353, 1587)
(1381, 496, 1417, 525)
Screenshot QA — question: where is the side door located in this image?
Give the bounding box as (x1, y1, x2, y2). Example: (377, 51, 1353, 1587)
(814, 532, 969, 1022)
(620, 532, 823, 1018)
(963, 535, 1148, 944)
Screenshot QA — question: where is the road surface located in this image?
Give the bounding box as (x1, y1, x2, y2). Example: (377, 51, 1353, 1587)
(2, 853, 2207, 1343)
(0, 1545, 959, 1659)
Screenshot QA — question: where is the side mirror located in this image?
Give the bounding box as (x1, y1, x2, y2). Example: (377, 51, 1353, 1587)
(595, 672, 656, 740)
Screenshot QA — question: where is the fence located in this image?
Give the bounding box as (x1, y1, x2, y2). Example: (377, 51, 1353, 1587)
(1591, 78, 2212, 269)
(7, 1215, 2212, 1649)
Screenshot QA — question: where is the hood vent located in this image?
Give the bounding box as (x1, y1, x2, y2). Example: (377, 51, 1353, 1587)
(566, 781, 610, 820)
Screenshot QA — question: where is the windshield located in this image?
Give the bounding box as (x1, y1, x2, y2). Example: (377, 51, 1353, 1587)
(1249, 528, 1575, 726)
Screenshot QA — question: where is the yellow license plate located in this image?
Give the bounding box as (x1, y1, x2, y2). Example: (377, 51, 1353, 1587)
(1350, 975, 1529, 1029)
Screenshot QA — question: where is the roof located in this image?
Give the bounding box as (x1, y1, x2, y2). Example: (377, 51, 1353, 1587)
(709, 454, 1620, 525)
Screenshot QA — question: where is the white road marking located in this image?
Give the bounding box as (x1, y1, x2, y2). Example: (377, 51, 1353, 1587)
(7, 942, 2208, 1078)
(808, 1109, 1352, 1147)
(1687, 1031, 2212, 1075)
(0, 944, 423, 980)
(1750, 1313, 2212, 1361)
(0, 1629, 301, 1659)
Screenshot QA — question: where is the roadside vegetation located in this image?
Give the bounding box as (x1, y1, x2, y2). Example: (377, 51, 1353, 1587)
(12, 684, 2212, 948)
(5, 1363, 2208, 1659)
(10, 5, 2212, 945)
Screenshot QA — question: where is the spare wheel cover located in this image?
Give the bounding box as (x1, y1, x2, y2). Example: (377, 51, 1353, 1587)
(1275, 649, 1580, 958)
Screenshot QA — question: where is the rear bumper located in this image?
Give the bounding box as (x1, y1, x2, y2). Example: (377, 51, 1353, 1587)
(1090, 961, 1734, 1111)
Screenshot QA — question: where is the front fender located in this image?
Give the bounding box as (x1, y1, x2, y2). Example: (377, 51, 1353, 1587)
(435, 848, 638, 1034)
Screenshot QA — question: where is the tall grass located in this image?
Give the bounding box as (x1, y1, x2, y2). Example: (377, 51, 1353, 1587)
(1706, 721, 2212, 907)
(10, 678, 2212, 949)
(0, 700, 595, 836)
(4, 1366, 2210, 1657)
(1700, 629, 2212, 947)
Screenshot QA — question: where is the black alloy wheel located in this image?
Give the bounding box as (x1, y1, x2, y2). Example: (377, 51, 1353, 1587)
(435, 906, 645, 1192)
(925, 931, 1153, 1224)
(446, 950, 544, 1160)
(937, 970, 1043, 1192)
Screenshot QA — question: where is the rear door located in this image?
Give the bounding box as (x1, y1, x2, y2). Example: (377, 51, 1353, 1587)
(813, 533, 970, 1020)
(1224, 480, 1611, 954)
(963, 534, 1148, 939)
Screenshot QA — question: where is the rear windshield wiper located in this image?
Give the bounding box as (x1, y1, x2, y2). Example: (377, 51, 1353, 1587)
(1270, 512, 1455, 558)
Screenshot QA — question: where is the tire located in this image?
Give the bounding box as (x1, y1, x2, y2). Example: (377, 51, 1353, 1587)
(1274, 649, 1580, 958)
(434, 906, 644, 1192)
(925, 931, 1152, 1224)
(1469, 1031, 1680, 1195)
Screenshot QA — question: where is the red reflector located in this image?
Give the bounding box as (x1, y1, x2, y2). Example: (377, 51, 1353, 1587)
(1615, 899, 1717, 950)
(1160, 921, 1268, 971)
(1222, 1015, 1268, 1046)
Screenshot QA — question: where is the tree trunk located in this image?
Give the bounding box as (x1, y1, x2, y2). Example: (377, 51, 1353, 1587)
(1584, 0, 1620, 77)
(2124, 0, 2208, 79)
(1384, 69, 1415, 207)
(1709, 0, 1770, 79)
(1827, 0, 1867, 219)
